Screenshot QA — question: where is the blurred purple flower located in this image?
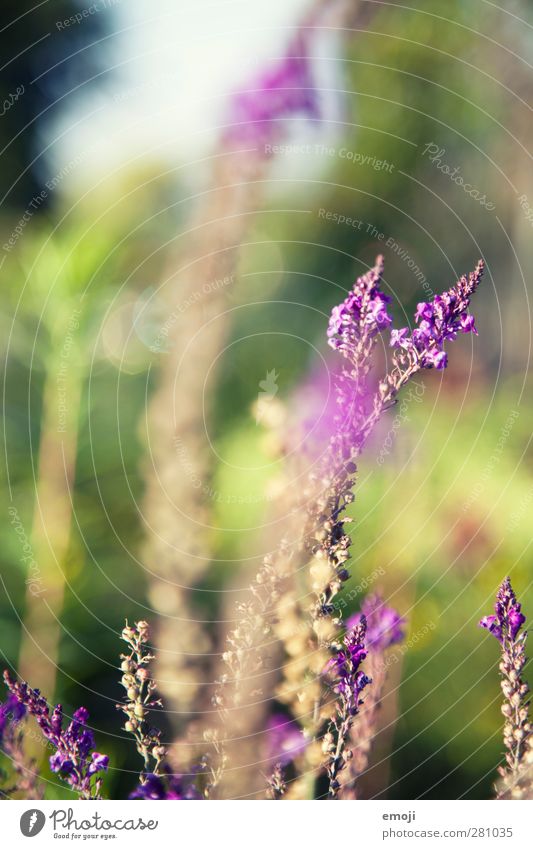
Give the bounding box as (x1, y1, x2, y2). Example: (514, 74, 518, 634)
(130, 769, 200, 800)
(265, 713, 307, 766)
(0, 693, 26, 740)
(224, 32, 318, 150)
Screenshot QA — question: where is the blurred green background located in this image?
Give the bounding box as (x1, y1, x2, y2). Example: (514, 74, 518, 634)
(1, 0, 532, 799)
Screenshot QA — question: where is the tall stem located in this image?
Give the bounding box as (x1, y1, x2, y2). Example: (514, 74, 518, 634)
(18, 345, 82, 702)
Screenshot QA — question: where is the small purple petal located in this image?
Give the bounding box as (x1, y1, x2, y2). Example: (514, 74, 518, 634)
(88, 752, 109, 775)
(479, 614, 503, 643)
(72, 707, 89, 724)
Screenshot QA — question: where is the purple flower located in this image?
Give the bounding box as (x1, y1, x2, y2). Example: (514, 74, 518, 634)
(479, 615, 502, 642)
(388, 261, 484, 371)
(479, 577, 526, 645)
(328, 619, 371, 706)
(460, 314, 476, 333)
(390, 327, 410, 348)
(72, 707, 89, 724)
(224, 32, 318, 150)
(324, 618, 371, 797)
(50, 751, 74, 775)
(265, 714, 307, 766)
(478, 578, 530, 793)
(3, 671, 108, 799)
(88, 753, 109, 775)
(327, 256, 392, 356)
(368, 295, 393, 328)
(415, 302, 434, 321)
(424, 349, 448, 370)
(347, 594, 405, 652)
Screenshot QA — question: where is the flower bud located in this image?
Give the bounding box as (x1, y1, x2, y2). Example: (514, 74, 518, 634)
(136, 621, 150, 637)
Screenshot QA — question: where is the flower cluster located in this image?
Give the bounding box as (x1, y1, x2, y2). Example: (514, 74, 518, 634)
(117, 621, 166, 780)
(480, 578, 526, 644)
(310, 258, 394, 628)
(224, 32, 318, 150)
(390, 261, 484, 370)
(323, 618, 371, 797)
(3, 672, 108, 799)
(328, 621, 369, 695)
(479, 577, 531, 797)
(327, 255, 392, 354)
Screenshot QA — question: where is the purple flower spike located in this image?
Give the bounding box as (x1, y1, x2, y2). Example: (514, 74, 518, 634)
(324, 618, 371, 797)
(478, 578, 531, 796)
(328, 256, 392, 356)
(224, 32, 318, 150)
(479, 577, 526, 645)
(339, 595, 405, 799)
(389, 261, 484, 370)
(326, 619, 370, 705)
